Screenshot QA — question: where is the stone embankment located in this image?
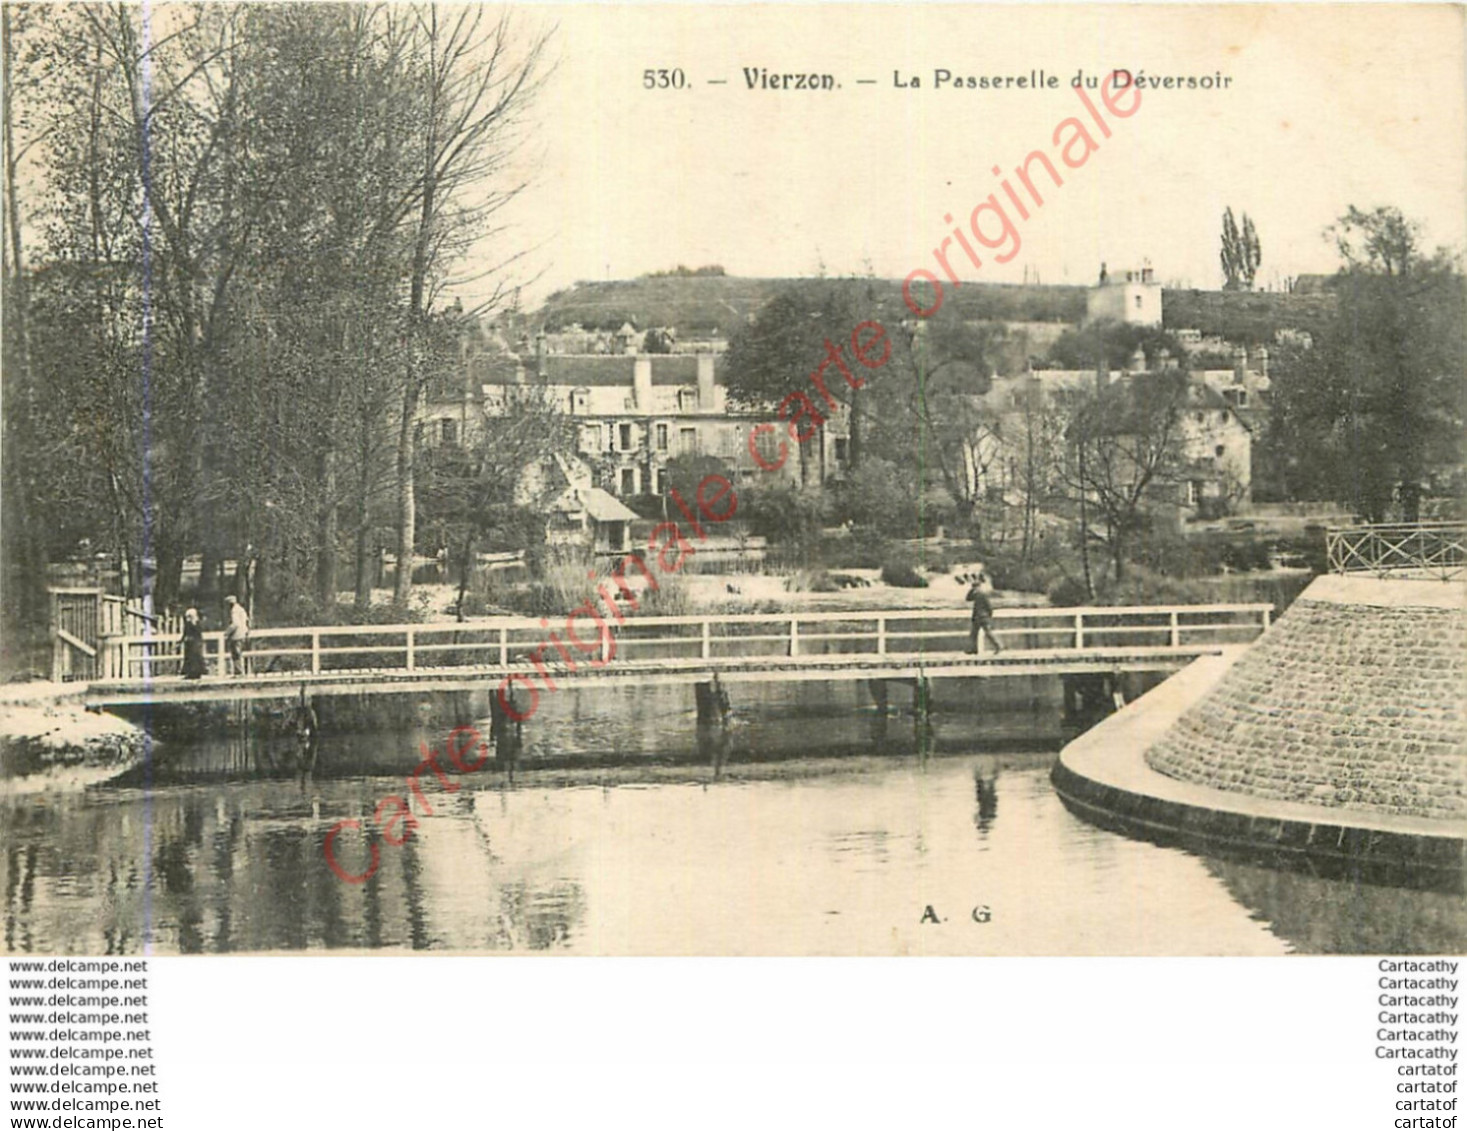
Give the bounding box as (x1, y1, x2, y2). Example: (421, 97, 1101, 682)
(0, 681, 146, 790)
(1053, 574, 1465, 888)
(1146, 575, 1463, 822)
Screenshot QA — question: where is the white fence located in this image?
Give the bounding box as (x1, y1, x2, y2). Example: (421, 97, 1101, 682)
(94, 603, 1274, 683)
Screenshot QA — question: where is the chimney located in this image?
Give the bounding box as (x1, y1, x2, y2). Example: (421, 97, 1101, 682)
(1252, 346, 1269, 379)
(633, 356, 653, 412)
(697, 354, 716, 411)
(1232, 346, 1248, 385)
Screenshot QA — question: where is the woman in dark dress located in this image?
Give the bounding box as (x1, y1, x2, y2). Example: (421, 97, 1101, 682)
(181, 607, 207, 679)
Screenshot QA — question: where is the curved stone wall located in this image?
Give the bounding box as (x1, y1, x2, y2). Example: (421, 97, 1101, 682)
(1145, 576, 1466, 824)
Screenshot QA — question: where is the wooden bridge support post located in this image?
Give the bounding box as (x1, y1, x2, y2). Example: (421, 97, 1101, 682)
(912, 675, 932, 719)
(489, 684, 525, 776)
(694, 675, 731, 726)
(867, 678, 889, 715)
(1061, 675, 1081, 724)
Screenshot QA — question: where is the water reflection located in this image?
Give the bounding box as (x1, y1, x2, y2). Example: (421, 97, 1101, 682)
(2, 683, 1463, 955)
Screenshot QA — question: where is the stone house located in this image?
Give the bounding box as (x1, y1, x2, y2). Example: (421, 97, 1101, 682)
(516, 454, 639, 556)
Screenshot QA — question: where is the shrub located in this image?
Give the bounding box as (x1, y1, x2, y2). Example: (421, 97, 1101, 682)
(822, 532, 890, 570)
(1219, 539, 1275, 573)
(982, 539, 1078, 596)
(832, 458, 917, 540)
(268, 595, 425, 628)
(784, 568, 840, 593)
(742, 484, 827, 554)
(1047, 577, 1091, 607)
(880, 559, 929, 589)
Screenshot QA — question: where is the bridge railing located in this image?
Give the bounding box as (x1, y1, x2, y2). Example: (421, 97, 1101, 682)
(1326, 522, 1467, 580)
(94, 603, 1274, 683)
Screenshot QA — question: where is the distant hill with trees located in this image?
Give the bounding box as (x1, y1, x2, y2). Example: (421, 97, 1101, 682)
(536, 274, 1340, 347)
(1161, 288, 1336, 345)
(535, 276, 1090, 335)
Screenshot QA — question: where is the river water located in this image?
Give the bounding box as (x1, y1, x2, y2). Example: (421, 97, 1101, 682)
(3, 683, 1463, 955)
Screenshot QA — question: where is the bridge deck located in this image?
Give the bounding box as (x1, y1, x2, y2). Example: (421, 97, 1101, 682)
(79, 604, 1273, 707)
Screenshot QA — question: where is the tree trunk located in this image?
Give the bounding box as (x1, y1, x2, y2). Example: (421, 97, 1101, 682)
(198, 546, 221, 604)
(316, 445, 338, 608)
(353, 446, 373, 608)
(1, 6, 47, 656)
(393, 377, 419, 606)
(154, 541, 185, 612)
(1077, 444, 1094, 599)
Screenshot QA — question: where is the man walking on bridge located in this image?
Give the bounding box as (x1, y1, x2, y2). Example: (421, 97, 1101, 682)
(224, 594, 250, 676)
(966, 573, 1002, 655)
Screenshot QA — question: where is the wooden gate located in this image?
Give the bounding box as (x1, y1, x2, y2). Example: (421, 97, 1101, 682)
(49, 588, 182, 681)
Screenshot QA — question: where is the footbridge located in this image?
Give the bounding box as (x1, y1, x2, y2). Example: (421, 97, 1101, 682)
(81, 603, 1273, 708)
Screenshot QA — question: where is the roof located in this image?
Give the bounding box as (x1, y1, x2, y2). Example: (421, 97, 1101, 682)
(578, 487, 639, 523)
(537, 354, 712, 387)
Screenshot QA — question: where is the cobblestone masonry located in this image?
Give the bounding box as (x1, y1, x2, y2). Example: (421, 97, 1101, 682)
(1145, 594, 1466, 823)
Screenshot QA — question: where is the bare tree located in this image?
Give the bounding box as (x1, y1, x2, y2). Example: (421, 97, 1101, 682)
(1058, 372, 1189, 582)
(391, 6, 550, 606)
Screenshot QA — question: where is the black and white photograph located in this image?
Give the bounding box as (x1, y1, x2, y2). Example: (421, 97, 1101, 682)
(1, 1, 1463, 968)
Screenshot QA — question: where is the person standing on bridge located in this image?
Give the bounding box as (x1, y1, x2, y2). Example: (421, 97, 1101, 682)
(224, 594, 250, 676)
(181, 608, 207, 680)
(966, 573, 1002, 654)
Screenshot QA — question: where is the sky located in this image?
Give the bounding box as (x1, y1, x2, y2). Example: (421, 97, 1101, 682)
(466, 3, 1467, 310)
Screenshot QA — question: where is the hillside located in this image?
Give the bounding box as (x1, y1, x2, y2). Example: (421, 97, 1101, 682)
(536, 276, 1089, 336)
(534, 274, 1339, 347)
(1161, 288, 1337, 344)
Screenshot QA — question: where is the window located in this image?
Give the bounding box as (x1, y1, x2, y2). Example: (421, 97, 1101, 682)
(1186, 480, 1201, 506)
(655, 467, 668, 496)
(619, 467, 636, 496)
(1195, 412, 1205, 423)
(1236, 390, 1248, 408)
(680, 427, 698, 455)
(619, 422, 634, 451)
(440, 418, 458, 446)
(571, 389, 589, 414)
(1215, 444, 1226, 458)
(834, 436, 850, 464)
(655, 423, 669, 451)
(1221, 410, 1231, 423)
(678, 388, 697, 412)
(1134, 295, 1143, 309)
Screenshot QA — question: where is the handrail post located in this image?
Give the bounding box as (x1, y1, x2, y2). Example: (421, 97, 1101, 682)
(499, 626, 508, 667)
(311, 630, 321, 674)
(216, 634, 227, 678)
(789, 616, 800, 657)
(406, 628, 416, 672)
(876, 616, 886, 656)
(1169, 611, 1180, 648)
(701, 620, 711, 660)
(1262, 607, 1272, 632)
(1074, 612, 1084, 650)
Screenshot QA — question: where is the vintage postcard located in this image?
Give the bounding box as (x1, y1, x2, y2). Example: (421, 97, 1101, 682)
(1, 2, 1463, 958)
